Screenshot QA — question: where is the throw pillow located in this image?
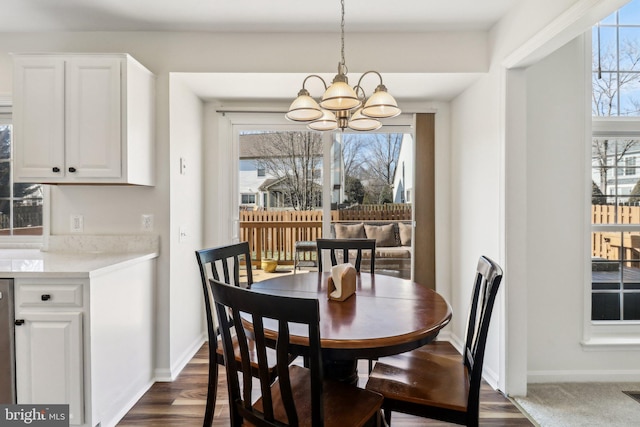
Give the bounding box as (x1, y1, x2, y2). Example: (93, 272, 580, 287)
(334, 223, 366, 239)
(364, 223, 396, 247)
(398, 222, 412, 246)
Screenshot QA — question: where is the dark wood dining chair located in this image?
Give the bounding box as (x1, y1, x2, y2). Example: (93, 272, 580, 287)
(208, 277, 384, 427)
(195, 242, 284, 426)
(316, 237, 377, 372)
(365, 255, 504, 427)
(316, 238, 376, 274)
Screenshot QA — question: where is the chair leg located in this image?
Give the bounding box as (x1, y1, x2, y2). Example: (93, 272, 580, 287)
(203, 357, 219, 426)
(383, 408, 392, 426)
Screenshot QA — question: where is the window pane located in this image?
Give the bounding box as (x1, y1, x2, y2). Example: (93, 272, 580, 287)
(619, 74, 640, 115)
(0, 163, 9, 198)
(594, 26, 618, 72)
(0, 125, 10, 160)
(0, 199, 9, 234)
(619, 28, 640, 72)
(623, 293, 640, 319)
(13, 199, 42, 235)
(619, 1, 640, 25)
(592, 72, 619, 116)
(592, 293, 621, 320)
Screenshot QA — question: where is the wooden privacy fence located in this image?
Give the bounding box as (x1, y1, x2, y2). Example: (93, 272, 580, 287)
(592, 204, 640, 266)
(239, 205, 412, 266)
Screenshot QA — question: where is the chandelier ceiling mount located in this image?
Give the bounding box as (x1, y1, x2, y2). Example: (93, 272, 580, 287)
(285, 0, 400, 132)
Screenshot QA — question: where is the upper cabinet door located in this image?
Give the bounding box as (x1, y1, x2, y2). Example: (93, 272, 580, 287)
(13, 57, 66, 179)
(12, 53, 155, 186)
(66, 57, 122, 179)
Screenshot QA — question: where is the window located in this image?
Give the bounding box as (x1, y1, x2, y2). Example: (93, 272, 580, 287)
(257, 162, 266, 177)
(0, 113, 43, 237)
(592, 1, 640, 116)
(592, 134, 640, 320)
(241, 193, 256, 204)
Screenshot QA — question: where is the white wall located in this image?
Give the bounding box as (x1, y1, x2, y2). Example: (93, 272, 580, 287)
(525, 34, 640, 383)
(167, 76, 206, 378)
(449, 0, 636, 395)
(450, 69, 503, 387)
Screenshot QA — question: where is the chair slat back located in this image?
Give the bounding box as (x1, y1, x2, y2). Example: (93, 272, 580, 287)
(463, 255, 503, 417)
(316, 238, 376, 273)
(195, 242, 254, 370)
(209, 278, 324, 427)
(196, 242, 253, 290)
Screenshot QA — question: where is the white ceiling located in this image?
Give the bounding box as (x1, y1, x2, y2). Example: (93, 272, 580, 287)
(2, 0, 520, 33)
(2, 0, 521, 103)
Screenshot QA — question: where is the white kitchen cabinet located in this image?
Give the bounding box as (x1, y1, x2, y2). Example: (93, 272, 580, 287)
(12, 53, 155, 185)
(12, 256, 155, 427)
(15, 311, 84, 425)
(14, 281, 86, 425)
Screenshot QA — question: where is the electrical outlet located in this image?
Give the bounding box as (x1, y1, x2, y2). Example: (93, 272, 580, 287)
(141, 214, 154, 231)
(71, 215, 84, 233)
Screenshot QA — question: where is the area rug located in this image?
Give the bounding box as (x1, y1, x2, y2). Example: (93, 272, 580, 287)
(513, 383, 640, 426)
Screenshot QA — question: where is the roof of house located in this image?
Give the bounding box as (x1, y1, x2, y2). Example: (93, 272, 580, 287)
(239, 132, 323, 159)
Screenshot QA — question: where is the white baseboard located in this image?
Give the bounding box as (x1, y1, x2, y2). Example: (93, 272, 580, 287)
(100, 378, 155, 427)
(154, 333, 206, 382)
(528, 369, 640, 383)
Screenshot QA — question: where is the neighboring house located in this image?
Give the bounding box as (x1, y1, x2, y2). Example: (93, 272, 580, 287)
(393, 133, 414, 204)
(593, 143, 640, 199)
(239, 132, 323, 210)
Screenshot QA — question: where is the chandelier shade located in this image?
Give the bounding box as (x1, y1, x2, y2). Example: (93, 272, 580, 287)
(320, 79, 361, 111)
(348, 108, 382, 131)
(285, 89, 323, 122)
(361, 85, 401, 118)
(308, 109, 338, 131)
(285, 0, 400, 132)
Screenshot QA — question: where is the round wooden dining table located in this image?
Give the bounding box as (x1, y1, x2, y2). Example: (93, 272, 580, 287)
(249, 271, 452, 384)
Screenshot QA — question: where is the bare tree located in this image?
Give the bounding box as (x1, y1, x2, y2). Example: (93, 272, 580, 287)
(246, 131, 323, 210)
(592, 34, 640, 197)
(338, 134, 370, 205)
(363, 133, 402, 204)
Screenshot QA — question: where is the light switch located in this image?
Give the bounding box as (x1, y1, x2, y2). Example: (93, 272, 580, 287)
(180, 157, 187, 175)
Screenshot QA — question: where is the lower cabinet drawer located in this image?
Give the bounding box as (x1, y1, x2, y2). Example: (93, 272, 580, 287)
(17, 283, 83, 308)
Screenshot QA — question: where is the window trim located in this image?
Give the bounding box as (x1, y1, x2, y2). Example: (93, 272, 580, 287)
(0, 104, 47, 247)
(585, 117, 640, 348)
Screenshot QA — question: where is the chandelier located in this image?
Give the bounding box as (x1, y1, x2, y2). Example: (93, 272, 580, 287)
(285, 0, 400, 132)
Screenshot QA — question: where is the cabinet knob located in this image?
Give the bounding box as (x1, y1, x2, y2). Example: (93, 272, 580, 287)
(41, 294, 51, 301)
(15, 319, 25, 326)
(52, 167, 60, 173)
(68, 167, 77, 173)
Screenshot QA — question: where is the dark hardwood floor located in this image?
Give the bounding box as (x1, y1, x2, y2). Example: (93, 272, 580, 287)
(118, 342, 533, 426)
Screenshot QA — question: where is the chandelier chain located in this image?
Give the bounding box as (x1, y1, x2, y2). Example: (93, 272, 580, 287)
(340, 0, 346, 67)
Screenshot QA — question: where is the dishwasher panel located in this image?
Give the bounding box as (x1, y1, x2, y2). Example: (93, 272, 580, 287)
(0, 279, 16, 404)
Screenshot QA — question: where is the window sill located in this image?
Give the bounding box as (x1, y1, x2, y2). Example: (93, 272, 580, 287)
(581, 337, 640, 351)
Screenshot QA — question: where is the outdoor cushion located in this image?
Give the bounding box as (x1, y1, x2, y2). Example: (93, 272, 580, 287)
(364, 223, 397, 247)
(375, 247, 411, 259)
(398, 222, 412, 246)
(335, 223, 366, 239)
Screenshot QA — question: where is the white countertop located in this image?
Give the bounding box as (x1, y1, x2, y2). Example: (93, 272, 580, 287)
(0, 249, 158, 278)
